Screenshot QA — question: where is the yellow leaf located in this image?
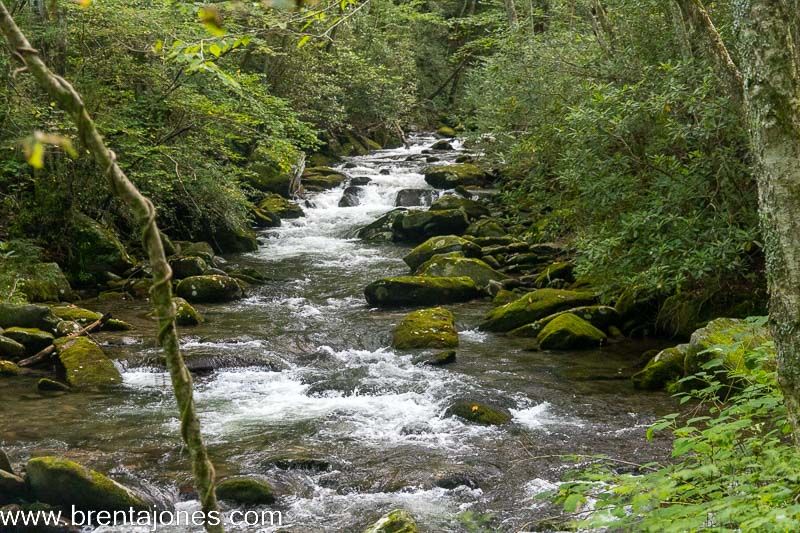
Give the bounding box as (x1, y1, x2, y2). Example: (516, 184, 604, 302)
(75, 0, 91, 7)
(297, 35, 311, 48)
(153, 40, 163, 53)
(198, 7, 225, 37)
(471, 404, 479, 412)
(26, 141, 45, 170)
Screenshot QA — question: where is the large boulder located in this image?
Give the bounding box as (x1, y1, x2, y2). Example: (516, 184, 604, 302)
(536, 313, 606, 350)
(168, 256, 208, 279)
(50, 305, 130, 331)
(0, 303, 60, 332)
(632, 345, 690, 390)
(54, 336, 122, 388)
(69, 213, 134, 281)
(466, 218, 507, 238)
(0, 336, 25, 359)
(215, 476, 275, 505)
(417, 256, 508, 289)
(364, 276, 482, 308)
(481, 289, 598, 332)
(176, 275, 244, 303)
(429, 195, 490, 220)
(403, 235, 481, 271)
(174, 297, 203, 326)
(364, 509, 418, 533)
(445, 400, 511, 426)
(424, 164, 487, 189)
(357, 209, 407, 242)
(508, 305, 618, 337)
(3, 327, 54, 354)
(176, 241, 215, 264)
(302, 166, 348, 191)
(258, 193, 305, 219)
(15, 262, 73, 302)
(395, 189, 436, 207)
(533, 261, 574, 287)
(338, 186, 363, 207)
(393, 307, 458, 350)
(391, 209, 470, 242)
(208, 223, 258, 254)
(26, 456, 148, 512)
(246, 144, 299, 196)
(683, 317, 771, 377)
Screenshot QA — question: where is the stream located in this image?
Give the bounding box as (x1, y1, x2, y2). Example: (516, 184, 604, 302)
(0, 135, 673, 532)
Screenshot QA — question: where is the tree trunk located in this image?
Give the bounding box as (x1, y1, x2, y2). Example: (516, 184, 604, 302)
(503, 0, 519, 28)
(736, 1, 800, 440)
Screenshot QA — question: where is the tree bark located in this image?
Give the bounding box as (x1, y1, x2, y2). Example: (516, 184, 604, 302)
(503, 0, 519, 28)
(0, 3, 223, 530)
(736, 1, 800, 440)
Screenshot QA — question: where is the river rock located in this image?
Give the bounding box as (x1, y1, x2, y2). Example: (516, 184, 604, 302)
(416, 255, 508, 288)
(466, 218, 507, 238)
(176, 241, 215, 264)
(412, 350, 456, 366)
(536, 313, 606, 350)
(216, 476, 275, 505)
(437, 126, 456, 138)
(0, 336, 25, 359)
(55, 336, 122, 388)
(15, 262, 73, 303)
(0, 360, 20, 376)
(350, 176, 372, 186)
(0, 303, 60, 332)
(0, 469, 28, 503)
(481, 289, 598, 332)
(169, 256, 208, 279)
(364, 276, 483, 308)
(174, 297, 203, 326)
(395, 189, 436, 207)
(683, 317, 771, 377)
(208, 222, 258, 254)
(357, 209, 408, 242)
(26, 456, 148, 512)
(509, 306, 619, 337)
(252, 207, 282, 228)
(632, 345, 690, 390)
(51, 305, 131, 331)
(176, 275, 244, 303)
(3, 327, 54, 354)
(38, 378, 71, 392)
(445, 400, 511, 426)
(533, 261, 574, 287)
(302, 166, 348, 191)
(69, 213, 134, 280)
(0, 449, 13, 474)
(391, 209, 470, 242)
(423, 164, 487, 189)
(259, 193, 305, 219)
(429, 195, 490, 220)
(364, 509, 418, 533)
(339, 186, 363, 207)
(431, 140, 453, 151)
(403, 235, 481, 271)
(393, 307, 458, 350)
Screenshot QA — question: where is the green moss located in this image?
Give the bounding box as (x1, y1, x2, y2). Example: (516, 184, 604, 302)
(168, 256, 208, 279)
(437, 126, 457, 138)
(26, 456, 147, 512)
(3, 327, 54, 354)
(536, 313, 606, 350)
(403, 235, 481, 271)
(177, 241, 215, 264)
(417, 255, 508, 288)
(174, 297, 203, 326)
(445, 400, 512, 425)
(54, 336, 122, 388)
(481, 289, 597, 332)
(69, 213, 134, 283)
(466, 218, 507, 238)
(215, 477, 275, 505)
(429, 196, 490, 220)
(0, 336, 25, 359)
(423, 164, 487, 189)
(364, 276, 482, 308)
(492, 289, 520, 306)
(209, 222, 258, 254)
(683, 318, 771, 377)
(50, 305, 131, 331)
(176, 275, 244, 303)
(508, 305, 618, 337)
(392, 209, 470, 242)
(533, 262, 574, 287)
(357, 209, 408, 242)
(258, 193, 305, 219)
(632, 345, 689, 390)
(364, 509, 419, 533)
(0, 360, 20, 376)
(0, 303, 60, 332)
(15, 263, 73, 303)
(37, 378, 71, 392)
(302, 167, 348, 191)
(393, 307, 458, 349)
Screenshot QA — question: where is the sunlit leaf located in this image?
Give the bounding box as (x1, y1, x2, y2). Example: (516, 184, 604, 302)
(297, 35, 311, 48)
(24, 140, 45, 169)
(198, 6, 225, 37)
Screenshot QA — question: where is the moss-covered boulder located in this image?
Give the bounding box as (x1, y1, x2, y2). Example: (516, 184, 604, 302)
(417, 255, 508, 289)
(365, 276, 482, 308)
(683, 317, 771, 377)
(302, 166, 348, 191)
(209, 223, 258, 254)
(173, 297, 203, 326)
(393, 307, 458, 350)
(215, 476, 275, 505)
(424, 164, 487, 189)
(437, 126, 457, 138)
(412, 350, 457, 366)
(403, 235, 481, 271)
(54, 336, 121, 388)
(50, 305, 131, 331)
(0, 360, 20, 376)
(0, 303, 60, 332)
(632, 345, 690, 390)
(70, 213, 134, 280)
(246, 144, 298, 196)
(533, 262, 574, 287)
(508, 306, 618, 338)
(492, 289, 520, 307)
(395, 188, 436, 207)
(169, 256, 208, 279)
(357, 209, 408, 242)
(536, 313, 606, 350)
(364, 509, 419, 533)
(0, 336, 25, 359)
(26, 456, 148, 512)
(258, 193, 305, 219)
(252, 206, 282, 228)
(429, 195, 490, 220)
(445, 400, 512, 425)
(16, 262, 73, 303)
(3, 327, 54, 354)
(176, 275, 244, 303)
(392, 209, 470, 242)
(466, 218, 507, 238)
(0, 469, 28, 501)
(481, 289, 598, 332)
(177, 241, 215, 264)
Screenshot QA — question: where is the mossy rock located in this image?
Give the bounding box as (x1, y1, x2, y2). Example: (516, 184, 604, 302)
(54, 336, 121, 388)
(215, 476, 275, 505)
(176, 241, 215, 264)
(252, 206, 282, 228)
(509, 306, 618, 338)
(208, 223, 258, 254)
(466, 218, 507, 238)
(26, 456, 148, 512)
(683, 317, 771, 377)
(169, 256, 208, 279)
(0, 303, 60, 332)
(37, 378, 71, 392)
(357, 209, 408, 242)
(365, 276, 482, 308)
(0, 469, 28, 501)
(364, 509, 419, 533)
(533, 262, 574, 287)
(246, 144, 298, 196)
(423, 164, 487, 189)
(403, 235, 481, 271)
(16, 262, 73, 303)
(0, 336, 25, 359)
(50, 305, 131, 331)
(69, 213, 134, 281)
(417, 255, 508, 288)
(392, 209, 470, 243)
(615, 285, 665, 332)
(174, 297, 203, 326)
(437, 126, 457, 138)
(481, 289, 598, 332)
(302, 166, 348, 191)
(536, 313, 606, 350)
(492, 289, 520, 307)
(3, 327, 54, 354)
(393, 307, 458, 350)
(0, 360, 20, 376)
(429, 195, 490, 220)
(258, 193, 305, 219)
(632, 345, 690, 390)
(412, 350, 456, 366)
(445, 400, 512, 425)
(176, 275, 244, 303)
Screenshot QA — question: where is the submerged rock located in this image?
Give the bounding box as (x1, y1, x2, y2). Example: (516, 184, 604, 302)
(393, 307, 458, 350)
(391, 209, 470, 242)
(481, 289, 597, 332)
(445, 400, 512, 426)
(259, 193, 305, 219)
(26, 456, 147, 512)
(412, 350, 456, 366)
(416, 255, 508, 288)
(403, 235, 481, 271)
(54, 336, 122, 388)
(338, 186, 363, 207)
(364, 276, 482, 308)
(395, 189, 436, 207)
(364, 509, 418, 533)
(423, 163, 487, 189)
(632, 345, 689, 390)
(536, 313, 606, 350)
(176, 275, 244, 303)
(0, 303, 60, 332)
(37, 378, 71, 392)
(215, 476, 275, 505)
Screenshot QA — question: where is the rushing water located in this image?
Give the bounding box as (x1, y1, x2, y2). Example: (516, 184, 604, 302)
(0, 135, 673, 532)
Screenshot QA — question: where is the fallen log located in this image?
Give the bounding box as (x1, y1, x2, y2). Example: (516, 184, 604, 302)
(18, 312, 112, 368)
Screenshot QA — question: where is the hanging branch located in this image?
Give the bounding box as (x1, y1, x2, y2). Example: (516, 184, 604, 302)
(0, 3, 223, 531)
